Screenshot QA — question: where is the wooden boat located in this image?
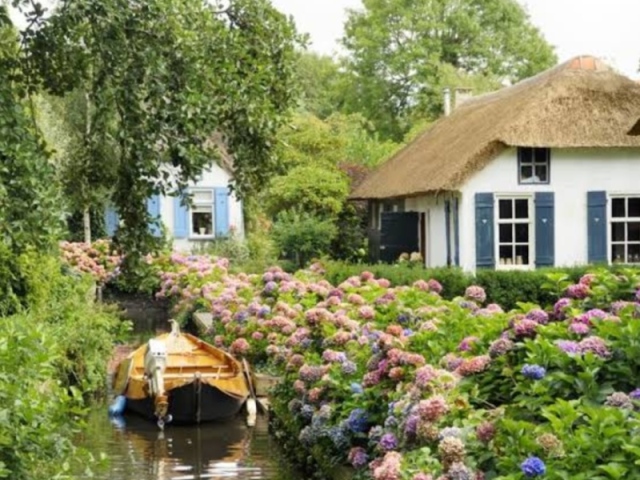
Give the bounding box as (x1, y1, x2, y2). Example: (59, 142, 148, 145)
(112, 320, 250, 426)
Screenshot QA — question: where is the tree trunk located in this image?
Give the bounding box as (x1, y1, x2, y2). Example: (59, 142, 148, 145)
(83, 89, 92, 244)
(83, 206, 91, 243)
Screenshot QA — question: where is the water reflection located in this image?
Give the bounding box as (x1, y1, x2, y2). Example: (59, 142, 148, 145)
(77, 410, 301, 480)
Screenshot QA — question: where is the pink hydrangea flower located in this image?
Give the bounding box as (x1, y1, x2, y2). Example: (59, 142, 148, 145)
(465, 285, 487, 304)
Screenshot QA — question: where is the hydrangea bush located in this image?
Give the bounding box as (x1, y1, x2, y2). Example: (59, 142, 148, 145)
(60, 243, 640, 479)
(59, 240, 122, 284)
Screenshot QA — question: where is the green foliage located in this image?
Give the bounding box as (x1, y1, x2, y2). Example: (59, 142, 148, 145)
(266, 165, 350, 219)
(271, 210, 338, 268)
(277, 112, 400, 169)
(0, 77, 63, 256)
(0, 252, 123, 479)
(320, 261, 639, 309)
(330, 203, 368, 263)
(296, 52, 345, 119)
(340, 0, 557, 139)
(193, 235, 251, 265)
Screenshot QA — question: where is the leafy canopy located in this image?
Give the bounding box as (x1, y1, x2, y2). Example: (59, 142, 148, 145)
(17, 0, 302, 264)
(341, 0, 557, 139)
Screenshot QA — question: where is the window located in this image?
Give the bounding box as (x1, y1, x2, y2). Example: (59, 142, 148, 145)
(610, 196, 640, 264)
(190, 189, 215, 237)
(518, 147, 550, 184)
(497, 196, 533, 268)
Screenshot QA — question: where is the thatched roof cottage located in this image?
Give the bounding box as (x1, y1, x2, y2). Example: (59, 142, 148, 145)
(352, 56, 640, 271)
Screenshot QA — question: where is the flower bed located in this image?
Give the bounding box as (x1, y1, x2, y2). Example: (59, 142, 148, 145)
(60, 243, 640, 479)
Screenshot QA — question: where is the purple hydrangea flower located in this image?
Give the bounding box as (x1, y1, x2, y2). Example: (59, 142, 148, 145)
(347, 447, 368, 468)
(526, 309, 549, 324)
(521, 364, 546, 380)
(521, 456, 546, 477)
(553, 298, 572, 319)
(630, 388, 640, 400)
(378, 432, 398, 451)
(342, 361, 358, 375)
(566, 283, 589, 299)
(555, 339, 580, 355)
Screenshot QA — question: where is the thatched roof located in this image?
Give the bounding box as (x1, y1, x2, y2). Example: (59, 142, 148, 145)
(351, 56, 640, 200)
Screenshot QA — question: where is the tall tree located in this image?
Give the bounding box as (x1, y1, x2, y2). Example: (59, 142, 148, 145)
(0, 9, 62, 256)
(15, 0, 301, 266)
(341, 0, 557, 140)
(296, 52, 346, 119)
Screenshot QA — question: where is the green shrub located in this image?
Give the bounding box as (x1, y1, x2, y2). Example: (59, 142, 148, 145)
(272, 210, 338, 268)
(321, 261, 640, 309)
(321, 260, 470, 298)
(0, 252, 124, 479)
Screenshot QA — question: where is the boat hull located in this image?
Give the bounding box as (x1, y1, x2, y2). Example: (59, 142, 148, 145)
(125, 382, 246, 424)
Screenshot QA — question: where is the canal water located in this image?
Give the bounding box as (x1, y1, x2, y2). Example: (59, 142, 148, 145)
(76, 408, 303, 480)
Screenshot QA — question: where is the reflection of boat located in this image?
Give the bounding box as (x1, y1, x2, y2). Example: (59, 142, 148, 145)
(107, 414, 251, 480)
(113, 320, 249, 426)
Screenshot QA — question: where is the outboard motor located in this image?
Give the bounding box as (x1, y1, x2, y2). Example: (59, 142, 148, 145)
(144, 339, 170, 428)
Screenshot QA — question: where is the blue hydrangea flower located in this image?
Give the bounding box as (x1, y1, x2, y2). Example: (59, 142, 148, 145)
(300, 404, 315, 421)
(350, 382, 363, 394)
(397, 313, 410, 324)
(521, 456, 546, 477)
(347, 408, 369, 433)
(234, 311, 249, 323)
(384, 416, 398, 429)
(342, 360, 357, 375)
(522, 364, 546, 380)
(328, 425, 349, 449)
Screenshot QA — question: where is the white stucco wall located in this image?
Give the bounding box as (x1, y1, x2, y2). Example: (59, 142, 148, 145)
(459, 147, 640, 271)
(159, 164, 244, 252)
(405, 195, 449, 268)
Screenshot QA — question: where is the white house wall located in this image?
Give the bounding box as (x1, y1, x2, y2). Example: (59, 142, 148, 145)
(460, 147, 640, 272)
(405, 196, 448, 267)
(159, 163, 244, 252)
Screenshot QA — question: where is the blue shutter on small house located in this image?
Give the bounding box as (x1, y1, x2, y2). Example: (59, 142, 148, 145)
(475, 193, 495, 269)
(104, 205, 119, 237)
(214, 187, 230, 237)
(146, 194, 161, 237)
(535, 192, 555, 267)
(587, 191, 607, 264)
(173, 194, 189, 239)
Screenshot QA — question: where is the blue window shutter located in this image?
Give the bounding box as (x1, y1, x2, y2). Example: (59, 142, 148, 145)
(146, 194, 162, 237)
(453, 197, 460, 267)
(475, 193, 495, 269)
(104, 205, 119, 237)
(587, 191, 607, 263)
(215, 187, 230, 237)
(535, 192, 555, 267)
(173, 194, 189, 239)
(444, 200, 452, 266)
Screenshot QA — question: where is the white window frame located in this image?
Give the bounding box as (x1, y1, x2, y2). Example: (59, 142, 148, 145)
(189, 188, 216, 239)
(609, 194, 640, 265)
(495, 194, 535, 271)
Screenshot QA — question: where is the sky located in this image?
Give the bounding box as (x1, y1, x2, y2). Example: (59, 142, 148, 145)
(270, 0, 640, 78)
